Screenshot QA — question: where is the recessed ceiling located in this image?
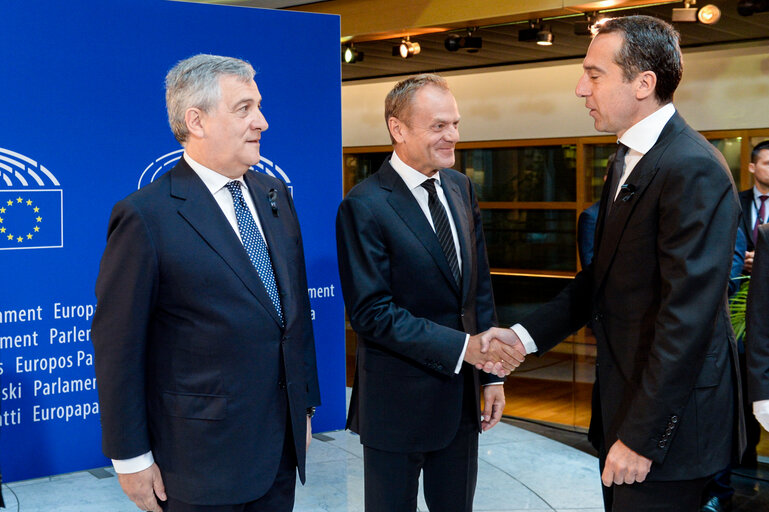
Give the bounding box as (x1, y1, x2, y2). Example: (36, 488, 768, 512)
(340, 1, 769, 81)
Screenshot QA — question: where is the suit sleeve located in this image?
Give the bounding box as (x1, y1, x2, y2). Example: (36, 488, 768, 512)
(91, 199, 158, 460)
(336, 195, 466, 376)
(467, 178, 503, 385)
(616, 148, 738, 461)
(747, 226, 769, 402)
(284, 179, 321, 407)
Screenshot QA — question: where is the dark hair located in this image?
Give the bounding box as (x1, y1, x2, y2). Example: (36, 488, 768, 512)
(595, 15, 682, 104)
(752, 140, 769, 163)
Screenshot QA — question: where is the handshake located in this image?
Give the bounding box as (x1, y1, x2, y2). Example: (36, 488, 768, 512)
(463, 327, 526, 378)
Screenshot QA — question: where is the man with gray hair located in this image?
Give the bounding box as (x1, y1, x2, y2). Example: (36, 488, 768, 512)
(92, 54, 320, 512)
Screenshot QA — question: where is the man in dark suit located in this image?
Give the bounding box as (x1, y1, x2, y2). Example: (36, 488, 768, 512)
(336, 74, 524, 512)
(91, 54, 320, 512)
(483, 16, 743, 511)
(740, 140, 769, 274)
(747, 222, 769, 432)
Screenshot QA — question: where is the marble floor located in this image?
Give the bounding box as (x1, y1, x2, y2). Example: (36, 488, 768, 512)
(1, 420, 604, 512)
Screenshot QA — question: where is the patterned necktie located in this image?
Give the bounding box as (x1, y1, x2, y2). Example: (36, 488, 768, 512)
(754, 194, 768, 243)
(225, 181, 283, 324)
(421, 178, 461, 285)
(605, 143, 629, 216)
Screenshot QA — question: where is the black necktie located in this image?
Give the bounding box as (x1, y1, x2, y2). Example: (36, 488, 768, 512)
(605, 143, 629, 216)
(421, 178, 461, 285)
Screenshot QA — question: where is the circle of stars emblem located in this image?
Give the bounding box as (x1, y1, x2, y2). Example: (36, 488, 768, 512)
(0, 196, 43, 244)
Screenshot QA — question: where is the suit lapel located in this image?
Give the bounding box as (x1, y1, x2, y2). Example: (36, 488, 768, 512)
(440, 170, 471, 301)
(380, 163, 461, 294)
(593, 113, 684, 291)
(171, 160, 283, 328)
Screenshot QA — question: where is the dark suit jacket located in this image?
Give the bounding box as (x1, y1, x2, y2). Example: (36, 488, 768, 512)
(746, 223, 769, 402)
(739, 188, 756, 252)
(336, 160, 500, 453)
(92, 158, 319, 505)
(520, 112, 743, 481)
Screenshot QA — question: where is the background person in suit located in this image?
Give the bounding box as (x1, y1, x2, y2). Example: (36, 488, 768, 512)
(746, 223, 769, 432)
(91, 54, 320, 512)
(336, 74, 524, 512)
(741, 140, 769, 274)
(483, 16, 743, 511)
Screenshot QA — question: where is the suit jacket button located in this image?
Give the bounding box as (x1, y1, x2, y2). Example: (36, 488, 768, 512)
(593, 314, 601, 322)
(658, 440, 666, 448)
(671, 415, 679, 423)
(279, 381, 286, 390)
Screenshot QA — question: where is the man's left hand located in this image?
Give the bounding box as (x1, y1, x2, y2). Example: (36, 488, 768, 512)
(601, 439, 652, 486)
(306, 415, 312, 451)
(481, 385, 505, 431)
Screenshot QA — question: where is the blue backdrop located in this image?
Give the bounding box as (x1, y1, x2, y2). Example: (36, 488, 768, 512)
(0, 0, 344, 482)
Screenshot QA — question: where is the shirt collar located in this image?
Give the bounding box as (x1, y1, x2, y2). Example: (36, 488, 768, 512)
(618, 103, 676, 156)
(389, 150, 442, 190)
(183, 152, 247, 194)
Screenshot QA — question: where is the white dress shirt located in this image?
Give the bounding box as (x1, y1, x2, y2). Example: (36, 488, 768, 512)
(112, 154, 270, 474)
(390, 151, 484, 377)
(512, 104, 676, 355)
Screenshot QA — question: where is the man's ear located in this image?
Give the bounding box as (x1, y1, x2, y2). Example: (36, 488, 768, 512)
(185, 108, 205, 139)
(388, 116, 406, 144)
(635, 70, 657, 101)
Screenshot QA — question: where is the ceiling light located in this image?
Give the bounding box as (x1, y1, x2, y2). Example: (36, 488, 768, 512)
(518, 19, 542, 42)
(697, 4, 721, 24)
(444, 33, 483, 53)
(537, 27, 554, 46)
(342, 44, 364, 64)
(671, 1, 698, 22)
(394, 37, 420, 59)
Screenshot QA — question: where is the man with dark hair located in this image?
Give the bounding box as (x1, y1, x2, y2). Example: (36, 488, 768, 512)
(740, 139, 769, 274)
(92, 54, 320, 512)
(483, 15, 744, 511)
(336, 73, 524, 512)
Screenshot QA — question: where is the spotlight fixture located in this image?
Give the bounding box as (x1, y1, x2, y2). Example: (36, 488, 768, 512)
(393, 37, 421, 59)
(342, 44, 364, 64)
(574, 12, 604, 36)
(697, 4, 721, 24)
(537, 27, 554, 46)
(518, 19, 542, 42)
(444, 32, 482, 53)
(737, 0, 769, 15)
(672, 1, 722, 24)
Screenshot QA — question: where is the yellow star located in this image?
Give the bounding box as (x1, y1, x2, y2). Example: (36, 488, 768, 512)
(33, 206, 39, 213)
(16, 236, 22, 242)
(26, 199, 32, 206)
(6, 200, 12, 206)
(0, 207, 5, 213)
(0, 217, 3, 224)
(26, 233, 32, 239)
(0, 227, 4, 233)
(6, 234, 13, 240)
(16, 197, 22, 203)
(36, 216, 42, 222)
(34, 226, 40, 232)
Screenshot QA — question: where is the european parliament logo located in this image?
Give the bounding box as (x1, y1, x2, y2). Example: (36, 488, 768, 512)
(138, 149, 293, 194)
(0, 147, 63, 251)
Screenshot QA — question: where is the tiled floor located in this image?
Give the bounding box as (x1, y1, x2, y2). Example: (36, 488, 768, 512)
(4, 417, 767, 511)
(1, 419, 604, 512)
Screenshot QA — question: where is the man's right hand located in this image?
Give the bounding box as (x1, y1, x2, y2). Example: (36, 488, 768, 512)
(745, 250, 755, 274)
(477, 327, 527, 376)
(465, 331, 525, 377)
(117, 463, 167, 512)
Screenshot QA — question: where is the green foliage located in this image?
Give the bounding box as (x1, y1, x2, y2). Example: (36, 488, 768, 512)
(729, 277, 750, 341)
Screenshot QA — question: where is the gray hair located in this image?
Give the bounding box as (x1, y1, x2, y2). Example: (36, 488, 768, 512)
(165, 54, 255, 144)
(384, 73, 450, 143)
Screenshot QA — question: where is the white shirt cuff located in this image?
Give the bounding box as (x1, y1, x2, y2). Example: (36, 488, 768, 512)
(455, 334, 470, 374)
(112, 451, 154, 474)
(511, 324, 538, 355)
(482, 382, 504, 386)
(753, 399, 769, 416)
